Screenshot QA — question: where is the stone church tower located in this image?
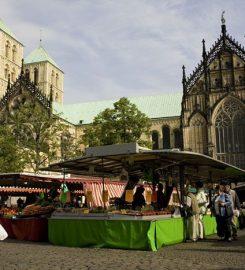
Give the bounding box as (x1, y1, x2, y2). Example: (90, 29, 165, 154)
(181, 15, 245, 169)
(24, 45, 64, 104)
(0, 19, 23, 99)
(0, 19, 64, 104)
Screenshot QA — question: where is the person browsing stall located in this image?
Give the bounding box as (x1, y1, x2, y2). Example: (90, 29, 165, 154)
(132, 185, 146, 210)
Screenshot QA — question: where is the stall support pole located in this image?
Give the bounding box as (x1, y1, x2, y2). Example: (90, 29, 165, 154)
(102, 157, 106, 210)
(179, 164, 187, 242)
(179, 165, 185, 205)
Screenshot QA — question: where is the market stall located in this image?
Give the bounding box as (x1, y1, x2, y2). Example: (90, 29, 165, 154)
(48, 213, 216, 251)
(41, 143, 245, 250)
(0, 216, 48, 241)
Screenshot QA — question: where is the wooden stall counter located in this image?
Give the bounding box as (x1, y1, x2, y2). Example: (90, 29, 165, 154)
(0, 217, 48, 241)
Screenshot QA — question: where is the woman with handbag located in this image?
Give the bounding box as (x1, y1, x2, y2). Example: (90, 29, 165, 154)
(213, 182, 233, 242)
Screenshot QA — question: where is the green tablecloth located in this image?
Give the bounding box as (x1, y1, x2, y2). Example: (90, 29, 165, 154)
(48, 215, 216, 251)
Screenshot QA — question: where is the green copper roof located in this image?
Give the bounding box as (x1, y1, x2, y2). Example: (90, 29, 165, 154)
(53, 92, 182, 125)
(0, 19, 21, 43)
(24, 46, 61, 70)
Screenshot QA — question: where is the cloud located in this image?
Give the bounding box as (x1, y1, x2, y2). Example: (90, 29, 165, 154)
(1, 0, 245, 104)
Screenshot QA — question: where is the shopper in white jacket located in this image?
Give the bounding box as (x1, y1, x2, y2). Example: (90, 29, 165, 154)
(196, 181, 207, 240)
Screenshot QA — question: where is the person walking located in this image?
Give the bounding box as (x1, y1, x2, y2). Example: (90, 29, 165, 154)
(224, 180, 241, 240)
(213, 182, 233, 242)
(186, 188, 200, 242)
(196, 181, 207, 240)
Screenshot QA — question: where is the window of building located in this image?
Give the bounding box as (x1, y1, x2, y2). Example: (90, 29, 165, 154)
(162, 126, 170, 149)
(215, 99, 245, 168)
(56, 73, 59, 87)
(51, 70, 55, 85)
(55, 93, 59, 102)
(5, 41, 10, 58)
(189, 114, 207, 154)
(4, 64, 9, 79)
(34, 68, 39, 85)
(25, 69, 30, 80)
(151, 131, 159, 150)
(173, 129, 183, 149)
(11, 68, 16, 82)
(12, 45, 17, 62)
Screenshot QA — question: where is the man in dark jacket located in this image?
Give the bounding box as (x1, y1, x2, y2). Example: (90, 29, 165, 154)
(224, 181, 241, 240)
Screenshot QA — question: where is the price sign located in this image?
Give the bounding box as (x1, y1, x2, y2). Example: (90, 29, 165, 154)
(146, 190, 152, 204)
(102, 190, 108, 202)
(86, 190, 93, 203)
(125, 190, 133, 203)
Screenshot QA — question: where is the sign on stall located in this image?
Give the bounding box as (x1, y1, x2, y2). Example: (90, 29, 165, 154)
(146, 190, 152, 204)
(151, 191, 157, 203)
(86, 190, 93, 203)
(102, 190, 108, 202)
(125, 190, 133, 203)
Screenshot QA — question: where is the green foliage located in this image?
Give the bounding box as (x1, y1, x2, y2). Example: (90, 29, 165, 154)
(82, 97, 152, 147)
(0, 125, 24, 172)
(9, 100, 64, 173)
(60, 128, 83, 160)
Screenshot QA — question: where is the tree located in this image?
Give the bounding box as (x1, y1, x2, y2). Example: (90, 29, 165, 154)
(0, 125, 24, 172)
(82, 97, 152, 147)
(9, 98, 72, 173)
(60, 128, 83, 160)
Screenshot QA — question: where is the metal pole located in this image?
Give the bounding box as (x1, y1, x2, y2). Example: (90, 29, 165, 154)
(102, 157, 106, 210)
(179, 165, 185, 205)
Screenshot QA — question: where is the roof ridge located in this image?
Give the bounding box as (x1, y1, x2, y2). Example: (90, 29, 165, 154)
(0, 19, 22, 44)
(24, 46, 62, 71)
(61, 91, 182, 107)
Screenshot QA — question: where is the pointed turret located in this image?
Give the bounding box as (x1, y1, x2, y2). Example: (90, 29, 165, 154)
(21, 58, 24, 77)
(7, 74, 11, 90)
(202, 39, 207, 59)
(182, 65, 187, 96)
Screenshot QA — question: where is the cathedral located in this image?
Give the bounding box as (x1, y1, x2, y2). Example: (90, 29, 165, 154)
(0, 17, 244, 169)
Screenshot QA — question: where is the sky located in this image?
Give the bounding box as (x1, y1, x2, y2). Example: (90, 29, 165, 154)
(1, 0, 245, 104)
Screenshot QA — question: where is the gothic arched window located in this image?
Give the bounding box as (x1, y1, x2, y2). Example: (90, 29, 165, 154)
(11, 68, 16, 82)
(174, 129, 183, 149)
(215, 99, 245, 168)
(162, 126, 170, 149)
(151, 131, 159, 150)
(34, 68, 39, 85)
(12, 45, 17, 62)
(56, 73, 59, 87)
(189, 114, 207, 154)
(51, 70, 55, 85)
(5, 41, 10, 58)
(4, 64, 9, 79)
(25, 69, 30, 80)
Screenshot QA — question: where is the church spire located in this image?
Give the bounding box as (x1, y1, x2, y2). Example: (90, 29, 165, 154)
(221, 10, 226, 36)
(39, 29, 42, 47)
(202, 39, 207, 59)
(182, 65, 187, 96)
(21, 58, 24, 76)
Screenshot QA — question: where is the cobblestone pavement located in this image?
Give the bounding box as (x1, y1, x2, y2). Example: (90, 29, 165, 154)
(0, 230, 245, 270)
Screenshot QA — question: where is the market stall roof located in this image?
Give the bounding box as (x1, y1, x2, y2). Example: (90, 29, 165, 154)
(0, 172, 122, 187)
(40, 143, 245, 182)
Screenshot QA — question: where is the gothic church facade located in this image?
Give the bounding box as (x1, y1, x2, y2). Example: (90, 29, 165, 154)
(0, 18, 244, 169)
